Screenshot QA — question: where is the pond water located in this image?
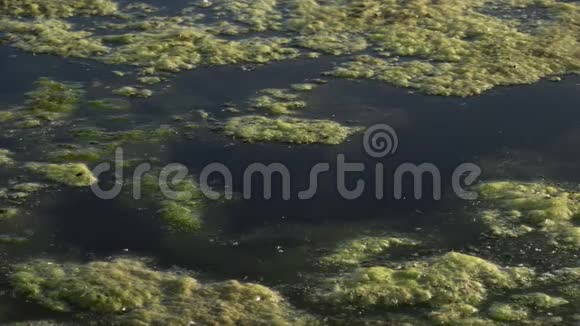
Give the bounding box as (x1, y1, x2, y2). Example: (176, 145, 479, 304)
(0, 1, 579, 325)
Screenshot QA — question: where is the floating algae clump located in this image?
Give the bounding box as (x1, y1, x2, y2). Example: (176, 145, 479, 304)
(313, 252, 535, 309)
(477, 181, 580, 248)
(101, 24, 299, 73)
(112, 86, 153, 98)
(10, 258, 310, 325)
(1, 78, 84, 127)
(213, 0, 282, 32)
(488, 303, 529, 322)
(24, 78, 84, 119)
(249, 88, 306, 114)
(225, 115, 360, 145)
(511, 292, 569, 309)
(322, 0, 580, 96)
(25, 162, 97, 187)
(0, 207, 19, 220)
(0, 0, 578, 96)
(0, 148, 15, 166)
(0, 0, 119, 18)
(297, 32, 368, 55)
(320, 236, 419, 268)
(0, 19, 109, 58)
(139, 173, 208, 233)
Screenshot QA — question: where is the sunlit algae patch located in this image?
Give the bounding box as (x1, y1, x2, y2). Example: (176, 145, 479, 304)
(1, 0, 577, 96)
(225, 115, 360, 144)
(311, 251, 580, 324)
(25, 162, 97, 187)
(135, 173, 209, 233)
(10, 258, 312, 325)
(319, 236, 419, 268)
(0, 0, 119, 18)
(0, 148, 15, 166)
(477, 181, 580, 248)
(0, 78, 84, 128)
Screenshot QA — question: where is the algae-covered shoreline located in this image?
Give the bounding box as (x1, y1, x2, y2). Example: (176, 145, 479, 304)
(0, 0, 579, 325)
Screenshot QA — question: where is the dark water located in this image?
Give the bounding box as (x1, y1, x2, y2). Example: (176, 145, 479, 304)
(1, 6, 580, 324)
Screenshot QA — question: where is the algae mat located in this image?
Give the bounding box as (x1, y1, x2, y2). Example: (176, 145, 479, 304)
(0, 0, 579, 325)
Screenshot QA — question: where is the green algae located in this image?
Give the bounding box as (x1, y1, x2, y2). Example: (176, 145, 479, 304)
(137, 76, 162, 85)
(428, 303, 480, 325)
(101, 25, 299, 73)
(139, 173, 208, 233)
(0, 233, 30, 244)
(87, 98, 131, 111)
(225, 115, 360, 145)
(249, 88, 307, 114)
(0, 19, 109, 58)
(0, 78, 84, 129)
(313, 252, 535, 309)
(290, 83, 317, 92)
(0, 148, 15, 166)
(0, 0, 577, 97)
(488, 303, 529, 322)
(0, 207, 19, 220)
(477, 181, 580, 248)
(510, 292, 569, 309)
(213, 0, 281, 32)
(112, 86, 153, 98)
(0, 0, 119, 18)
(10, 258, 310, 325)
(297, 32, 368, 55)
(48, 147, 105, 163)
(25, 162, 97, 187)
(24, 78, 83, 118)
(319, 236, 419, 268)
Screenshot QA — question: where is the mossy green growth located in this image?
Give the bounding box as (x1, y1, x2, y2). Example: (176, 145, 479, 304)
(249, 88, 306, 114)
(112, 86, 153, 98)
(0, 233, 30, 244)
(25, 162, 97, 187)
(477, 181, 580, 248)
(428, 303, 480, 325)
(48, 147, 105, 163)
(2, 78, 84, 128)
(313, 252, 535, 309)
(10, 258, 309, 325)
(510, 292, 569, 309)
(24, 78, 83, 119)
(0, 19, 110, 58)
(0, 0, 119, 18)
(0, 207, 19, 220)
(213, 0, 281, 32)
(0, 148, 15, 166)
(297, 32, 368, 55)
(290, 83, 317, 92)
(319, 236, 419, 268)
(488, 303, 529, 322)
(139, 173, 208, 233)
(321, 0, 580, 96)
(87, 98, 131, 111)
(137, 76, 162, 85)
(101, 24, 299, 73)
(225, 115, 360, 145)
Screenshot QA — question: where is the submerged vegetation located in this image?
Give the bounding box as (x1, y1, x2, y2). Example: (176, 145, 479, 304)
(477, 181, 580, 248)
(225, 115, 360, 145)
(10, 258, 311, 325)
(0, 1, 578, 325)
(0, 0, 576, 96)
(25, 162, 97, 187)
